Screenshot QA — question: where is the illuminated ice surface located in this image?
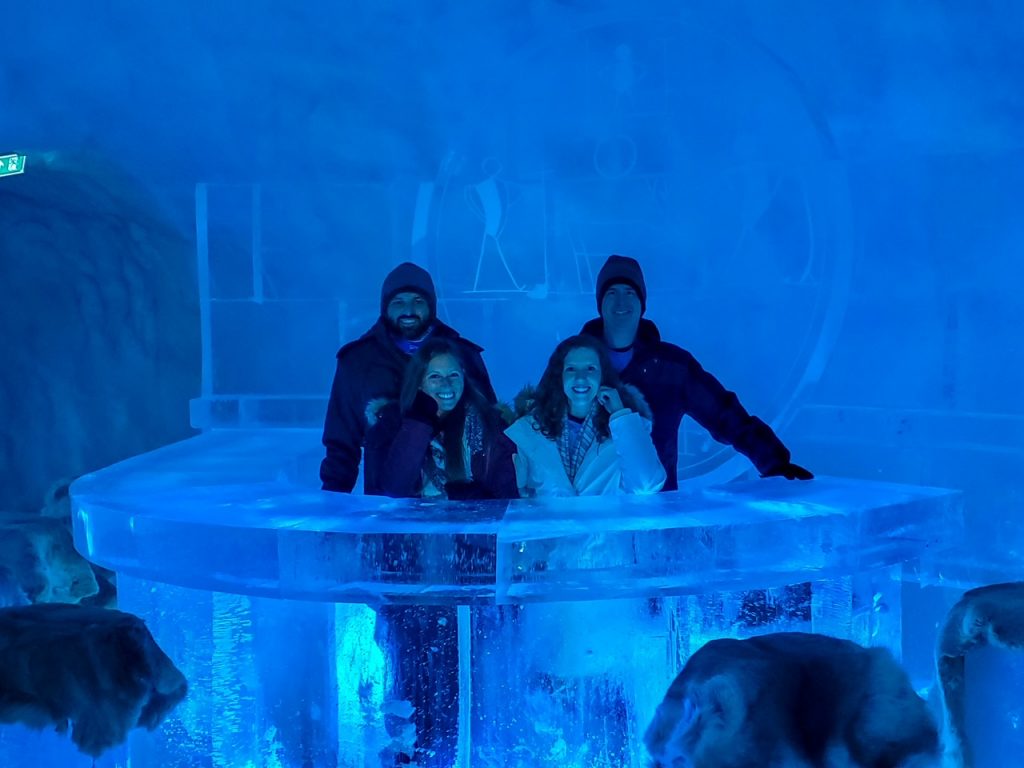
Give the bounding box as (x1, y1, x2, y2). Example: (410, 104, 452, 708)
(4, 1, 1023, 764)
(1, 429, 959, 767)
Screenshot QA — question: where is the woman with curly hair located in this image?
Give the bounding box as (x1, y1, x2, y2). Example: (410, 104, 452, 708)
(505, 334, 665, 496)
(501, 336, 665, 764)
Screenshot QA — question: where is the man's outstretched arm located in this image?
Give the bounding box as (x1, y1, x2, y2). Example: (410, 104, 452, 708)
(681, 353, 812, 480)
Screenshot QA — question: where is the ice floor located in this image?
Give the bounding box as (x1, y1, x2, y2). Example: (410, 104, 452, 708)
(0, 428, 979, 767)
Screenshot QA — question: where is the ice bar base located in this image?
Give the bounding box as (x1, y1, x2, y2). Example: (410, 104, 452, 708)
(17, 429, 962, 766)
(110, 570, 907, 768)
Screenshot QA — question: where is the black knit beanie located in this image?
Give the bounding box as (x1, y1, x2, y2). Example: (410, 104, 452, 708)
(595, 255, 647, 314)
(380, 262, 437, 317)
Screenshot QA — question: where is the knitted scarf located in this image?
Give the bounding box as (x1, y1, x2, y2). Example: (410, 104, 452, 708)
(557, 406, 598, 485)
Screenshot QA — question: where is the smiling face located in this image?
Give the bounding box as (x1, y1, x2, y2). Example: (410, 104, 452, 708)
(562, 346, 602, 418)
(600, 282, 642, 344)
(422, 353, 465, 414)
(386, 291, 432, 339)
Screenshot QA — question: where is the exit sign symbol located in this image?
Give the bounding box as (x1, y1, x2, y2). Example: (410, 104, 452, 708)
(0, 154, 26, 177)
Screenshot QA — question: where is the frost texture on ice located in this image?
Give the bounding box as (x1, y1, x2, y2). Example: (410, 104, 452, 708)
(70, 429, 961, 605)
(50, 428, 963, 767)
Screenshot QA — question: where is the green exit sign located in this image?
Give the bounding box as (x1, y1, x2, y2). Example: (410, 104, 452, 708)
(0, 154, 26, 177)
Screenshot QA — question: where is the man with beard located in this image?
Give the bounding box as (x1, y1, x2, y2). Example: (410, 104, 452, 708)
(320, 262, 497, 493)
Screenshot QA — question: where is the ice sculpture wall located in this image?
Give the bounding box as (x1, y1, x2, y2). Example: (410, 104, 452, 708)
(0, 159, 200, 511)
(2, 3, 1022, 567)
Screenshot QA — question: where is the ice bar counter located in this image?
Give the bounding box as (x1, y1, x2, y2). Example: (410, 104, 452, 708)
(70, 429, 962, 768)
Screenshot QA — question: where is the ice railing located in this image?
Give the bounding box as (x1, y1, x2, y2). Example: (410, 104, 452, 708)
(71, 429, 963, 605)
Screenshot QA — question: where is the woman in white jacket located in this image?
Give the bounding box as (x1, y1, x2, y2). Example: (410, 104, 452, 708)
(505, 334, 666, 496)
(502, 336, 666, 763)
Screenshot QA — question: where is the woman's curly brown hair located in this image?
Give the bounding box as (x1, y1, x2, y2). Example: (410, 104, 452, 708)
(528, 334, 648, 441)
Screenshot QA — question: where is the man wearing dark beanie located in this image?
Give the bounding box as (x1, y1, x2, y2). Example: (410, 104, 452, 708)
(582, 254, 812, 490)
(320, 262, 496, 492)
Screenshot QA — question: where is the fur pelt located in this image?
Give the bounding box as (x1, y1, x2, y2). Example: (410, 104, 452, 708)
(0, 513, 98, 605)
(0, 603, 187, 756)
(645, 632, 938, 768)
(936, 582, 1024, 768)
(364, 396, 393, 429)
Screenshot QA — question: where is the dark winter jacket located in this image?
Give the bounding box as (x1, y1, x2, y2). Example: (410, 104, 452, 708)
(360, 394, 515, 585)
(580, 318, 791, 490)
(363, 393, 518, 500)
(320, 319, 497, 493)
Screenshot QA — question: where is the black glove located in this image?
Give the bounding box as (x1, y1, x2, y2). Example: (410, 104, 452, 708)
(762, 462, 814, 481)
(406, 390, 441, 430)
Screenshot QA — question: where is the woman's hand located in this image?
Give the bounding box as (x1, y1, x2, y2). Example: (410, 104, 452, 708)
(419, 387, 444, 417)
(597, 386, 625, 414)
(409, 389, 443, 426)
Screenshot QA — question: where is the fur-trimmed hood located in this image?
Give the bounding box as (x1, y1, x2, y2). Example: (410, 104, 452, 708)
(364, 397, 395, 429)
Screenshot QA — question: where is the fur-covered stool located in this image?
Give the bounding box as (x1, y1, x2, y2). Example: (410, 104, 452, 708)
(0, 603, 187, 757)
(937, 582, 1024, 768)
(645, 632, 938, 768)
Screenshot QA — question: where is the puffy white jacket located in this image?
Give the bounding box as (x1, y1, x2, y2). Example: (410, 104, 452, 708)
(504, 409, 666, 496)
(504, 407, 667, 680)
